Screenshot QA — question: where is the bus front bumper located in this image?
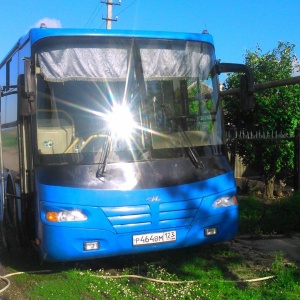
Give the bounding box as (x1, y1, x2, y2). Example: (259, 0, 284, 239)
(37, 207, 238, 261)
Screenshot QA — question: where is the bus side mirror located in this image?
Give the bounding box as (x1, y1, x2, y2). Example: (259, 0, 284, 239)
(18, 58, 36, 116)
(216, 62, 254, 111)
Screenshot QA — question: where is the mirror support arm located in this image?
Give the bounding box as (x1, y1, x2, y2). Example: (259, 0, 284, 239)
(215, 61, 254, 111)
(19, 57, 36, 115)
(215, 62, 254, 95)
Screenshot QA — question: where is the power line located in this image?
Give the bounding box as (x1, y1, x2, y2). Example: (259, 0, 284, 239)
(102, 0, 138, 29)
(86, 0, 138, 30)
(116, 0, 138, 16)
(85, 2, 104, 28)
(100, 19, 106, 29)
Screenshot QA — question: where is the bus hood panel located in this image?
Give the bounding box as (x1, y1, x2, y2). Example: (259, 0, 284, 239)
(36, 171, 235, 207)
(35, 156, 232, 190)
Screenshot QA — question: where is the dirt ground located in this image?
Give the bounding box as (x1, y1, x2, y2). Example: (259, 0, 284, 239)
(231, 233, 300, 264)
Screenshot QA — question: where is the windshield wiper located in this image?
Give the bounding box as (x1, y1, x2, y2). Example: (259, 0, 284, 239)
(161, 103, 204, 169)
(96, 130, 111, 180)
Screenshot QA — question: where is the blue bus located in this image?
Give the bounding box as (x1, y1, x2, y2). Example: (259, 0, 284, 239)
(0, 28, 253, 261)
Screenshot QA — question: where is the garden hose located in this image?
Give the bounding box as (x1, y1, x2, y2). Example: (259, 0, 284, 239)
(91, 274, 276, 284)
(0, 270, 276, 295)
(0, 270, 52, 294)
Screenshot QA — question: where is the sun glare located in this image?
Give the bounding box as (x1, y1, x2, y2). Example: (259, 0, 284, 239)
(107, 104, 136, 139)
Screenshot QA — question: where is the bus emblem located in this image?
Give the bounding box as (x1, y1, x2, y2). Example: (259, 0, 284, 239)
(147, 196, 161, 202)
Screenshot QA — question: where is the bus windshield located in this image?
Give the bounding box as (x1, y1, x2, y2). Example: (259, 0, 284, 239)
(35, 36, 222, 165)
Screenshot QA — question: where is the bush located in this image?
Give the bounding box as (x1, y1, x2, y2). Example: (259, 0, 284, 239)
(238, 193, 300, 235)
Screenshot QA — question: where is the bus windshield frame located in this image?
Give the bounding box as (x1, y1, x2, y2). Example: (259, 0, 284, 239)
(34, 36, 223, 166)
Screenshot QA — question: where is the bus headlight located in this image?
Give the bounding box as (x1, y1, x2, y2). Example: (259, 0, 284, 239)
(213, 196, 237, 208)
(46, 210, 87, 222)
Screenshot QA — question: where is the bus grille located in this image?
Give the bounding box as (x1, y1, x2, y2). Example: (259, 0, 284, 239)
(102, 198, 201, 234)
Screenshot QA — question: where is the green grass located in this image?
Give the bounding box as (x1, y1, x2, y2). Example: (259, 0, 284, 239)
(12, 247, 299, 300)
(2, 193, 300, 299)
(238, 193, 300, 236)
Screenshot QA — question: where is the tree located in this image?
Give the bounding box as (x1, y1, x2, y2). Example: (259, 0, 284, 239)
(223, 42, 300, 198)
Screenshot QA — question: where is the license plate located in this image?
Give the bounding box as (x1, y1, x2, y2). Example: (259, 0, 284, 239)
(133, 231, 176, 246)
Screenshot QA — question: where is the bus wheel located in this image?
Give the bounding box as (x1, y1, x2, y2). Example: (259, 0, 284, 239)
(3, 178, 22, 249)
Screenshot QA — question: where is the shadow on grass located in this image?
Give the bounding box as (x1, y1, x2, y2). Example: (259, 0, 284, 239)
(0, 242, 245, 285)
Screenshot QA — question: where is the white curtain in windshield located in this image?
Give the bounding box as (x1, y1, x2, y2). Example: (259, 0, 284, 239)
(140, 43, 211, 80)
(38, 48, 128, 82)
(38, 42, 211, 82)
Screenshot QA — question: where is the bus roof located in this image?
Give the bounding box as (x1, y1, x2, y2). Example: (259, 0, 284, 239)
(1, 28, 214, 67)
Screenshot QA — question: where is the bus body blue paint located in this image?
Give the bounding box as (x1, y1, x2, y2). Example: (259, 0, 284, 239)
(37, 172, 238, 261)
(0, 28, 244, 262)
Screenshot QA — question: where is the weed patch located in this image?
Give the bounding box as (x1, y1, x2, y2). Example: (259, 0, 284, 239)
(6, 242, 297, 300)
(238, 193, 300, 236)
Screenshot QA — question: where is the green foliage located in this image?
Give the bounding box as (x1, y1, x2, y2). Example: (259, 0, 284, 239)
(268, 253, 300, 299)
(223, 42, 300, 182)
(238, 193, 300, 235)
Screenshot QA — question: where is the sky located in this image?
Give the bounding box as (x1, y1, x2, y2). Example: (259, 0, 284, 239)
(1, 0, 300, 70)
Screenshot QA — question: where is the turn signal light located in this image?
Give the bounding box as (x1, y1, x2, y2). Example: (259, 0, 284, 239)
(46, 212, 59, 222)
(46, 210, 87, 222)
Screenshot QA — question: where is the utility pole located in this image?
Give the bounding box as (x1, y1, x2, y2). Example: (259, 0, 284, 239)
(102, 0, 121, 30)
